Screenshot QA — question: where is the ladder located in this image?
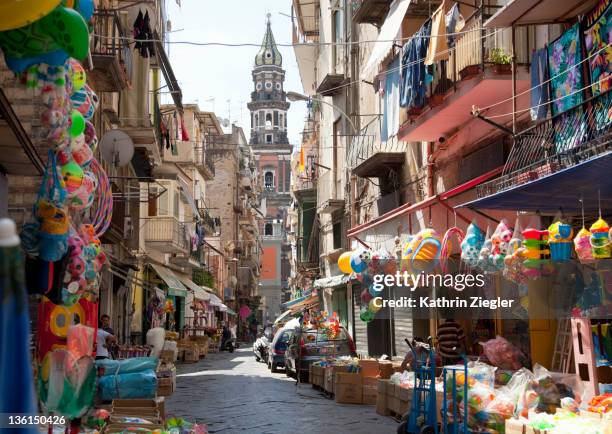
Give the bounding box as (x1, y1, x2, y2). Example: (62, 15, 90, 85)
(551, 318, 573, 373)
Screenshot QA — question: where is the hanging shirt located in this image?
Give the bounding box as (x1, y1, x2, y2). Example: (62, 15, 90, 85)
(400, 20, 432, 109)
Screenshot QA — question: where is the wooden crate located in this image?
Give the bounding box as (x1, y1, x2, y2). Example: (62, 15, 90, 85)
(376, 379, 389, 416)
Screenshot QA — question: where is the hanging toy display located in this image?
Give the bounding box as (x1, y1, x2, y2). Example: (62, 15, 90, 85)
(338, 251, 353, 274)
(590, 217, 611, 259)
(574, 227, 594, 263)
(503, 219, 526, 284)
(547, 221, 573, 262)
(477, 226, 497, 273)
(490, 219, 513, 270)
(350, 249, 367, 273)
(521, 228, 551, 278)
(440, 226, 465, 273)
(461, 221, 485, 267)
(401, 228, 442, 275)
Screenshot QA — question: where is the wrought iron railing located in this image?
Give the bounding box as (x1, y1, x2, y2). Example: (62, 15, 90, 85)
(194, 146, 215, 176)
(477, 90, 612, 198)
(91, 9, 132, 78)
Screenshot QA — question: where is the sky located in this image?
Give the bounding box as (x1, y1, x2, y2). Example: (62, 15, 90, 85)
(164, 0, 306, 147)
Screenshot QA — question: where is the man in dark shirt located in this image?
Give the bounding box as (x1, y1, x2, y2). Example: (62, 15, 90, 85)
(100, 314, 117, 359)
(437, 318, 467, 365)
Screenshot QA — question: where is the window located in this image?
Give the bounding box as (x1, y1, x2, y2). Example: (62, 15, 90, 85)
(256, 82, 262, 90)
(333, 220, 342, 250)
(273, 111, 279, 127)
(265, 81, 272, 90)
(264, 222, 273, 236)
(332, 8, 343, 72)
(254, 114, 258, 128)
(265, 113, 272, 128)
(266, 134, 273, 143)
(264, 171, 274, 189)
(259, 110, 265, 126)
(279, 114, 284, 129)
(158, 188, 169, 216)
(275, 83, 281, 90)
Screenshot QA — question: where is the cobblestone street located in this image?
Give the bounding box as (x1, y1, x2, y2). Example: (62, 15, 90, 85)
(166, 348, 398, 434)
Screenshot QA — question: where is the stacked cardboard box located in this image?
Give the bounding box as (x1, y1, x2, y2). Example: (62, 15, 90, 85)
(359, 359, 380, 405)
(309, 365, 325, 388)
(157, 362, 176, 397)
(334, 372, 363, 404)
(376, 379, 389, 416)
(110, 398, 165, 426)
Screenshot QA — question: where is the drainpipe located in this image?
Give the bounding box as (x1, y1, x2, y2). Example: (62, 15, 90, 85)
(511, 26, 517, 134)
(427, 142, 435, 198)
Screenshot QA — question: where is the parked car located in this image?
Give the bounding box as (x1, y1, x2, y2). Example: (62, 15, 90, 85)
(268, 327, 294, 373)
(284, 326, 356, 379)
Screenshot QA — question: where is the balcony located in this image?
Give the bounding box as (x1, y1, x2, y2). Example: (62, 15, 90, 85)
(194, 146, 215, 180)
(351, 0, 392, 26)
(200, 209, 217, 235)
(471, 90, 612, 214)
(144, 216, 188, 253)
(293, 176, 316, 203)
(89, 9, 131, 92)
(397, 6, 533, 143)
(293, 0, 319, 42)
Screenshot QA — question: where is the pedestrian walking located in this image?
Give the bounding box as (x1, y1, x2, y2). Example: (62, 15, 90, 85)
(436, 318, 467, 365)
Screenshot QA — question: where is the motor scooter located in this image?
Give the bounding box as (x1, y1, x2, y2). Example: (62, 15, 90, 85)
(253, 334, 270, 363)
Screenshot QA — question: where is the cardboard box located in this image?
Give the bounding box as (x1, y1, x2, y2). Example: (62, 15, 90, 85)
(324, 365, 349, 394)
(160, 350, 176, 363)
(396, 385, 411, 415)
(184, 347, 199, 363)
(379, 361, 394, 379)
(334, 372, 362, 404)
(157, 377, 173, 388)
(112, 399, 159, 409)
(359, 359, 379, 377)
(376, 379, 389, 416)
(362, 376, 378, 405)
(157, 383, 173, 397)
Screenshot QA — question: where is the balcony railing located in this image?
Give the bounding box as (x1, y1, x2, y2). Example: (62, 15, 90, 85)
(194, 146, 215, 178)
(90, 9, 132, 91)
(351, 0, 392, 26)
(144, 216, 188, 252)
(476, 90, 612, 199)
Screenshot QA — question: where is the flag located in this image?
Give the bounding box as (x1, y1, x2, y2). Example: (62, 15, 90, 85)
(299, 147, 305, 173)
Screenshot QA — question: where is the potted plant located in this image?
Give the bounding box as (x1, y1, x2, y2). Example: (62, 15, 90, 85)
(489, 48, 512, 74)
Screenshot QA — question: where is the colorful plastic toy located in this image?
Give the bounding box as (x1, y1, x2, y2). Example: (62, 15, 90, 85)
(574, 226, 593, 262)
(338, 251, 352, 274)
(521, 228, 550, 278)
(548, 221, 573, 261)
(401, 228, 442, 274)
(440, 227, 465, 273)
(590, 217, 611, 258)
(350, 250, 367, 273)
(461, 221, 484, 267)
(491, 219, 513, 269)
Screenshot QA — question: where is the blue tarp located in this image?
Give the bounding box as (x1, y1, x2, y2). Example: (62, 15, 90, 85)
(459, 151, 612, 213)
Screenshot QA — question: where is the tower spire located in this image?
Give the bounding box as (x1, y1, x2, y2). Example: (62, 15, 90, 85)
(254, 15, 282, 67)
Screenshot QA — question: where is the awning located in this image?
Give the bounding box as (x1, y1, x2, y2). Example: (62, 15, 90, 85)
(459, 152, 612, 214)
(226, 308, 237, 316)
(150, 264, 188, 297)
(282, 292, 319, 313)
(484, 0, 598, 27)
(208, 292, 223, 308)
(219, 304, 228, 312)
(361, 0, 412, 79)
(274, 309, 294, 325)
(179, 277, 210, 301)
(313, 274, 350, 289)
(294, 44, 317, 95)
(154, 30, 182, 111)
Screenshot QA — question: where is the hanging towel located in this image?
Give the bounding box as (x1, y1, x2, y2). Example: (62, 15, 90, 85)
(180, 116, 190, 141)
(445, 3, 462, 47)
(400, 20, 432, 109)
(425, 0, 450, 66)
(0, 245, 39, 434)
(530, 47, 550, 120)
(382, 57, 401, 142)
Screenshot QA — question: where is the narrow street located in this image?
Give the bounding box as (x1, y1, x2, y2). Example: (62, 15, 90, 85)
(166, 348, 398, 434)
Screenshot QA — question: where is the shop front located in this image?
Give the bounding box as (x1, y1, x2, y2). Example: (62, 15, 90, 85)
(148, 264, 188, 332)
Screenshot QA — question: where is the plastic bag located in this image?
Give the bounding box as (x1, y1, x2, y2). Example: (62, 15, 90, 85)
(389, 372, 402, 385)
(96, 356, 158, 375)
(519, 364, 584, 415)
(146, 327, 165, 357)
(98, 371, 157, 401)
(479, 336, 526, 370)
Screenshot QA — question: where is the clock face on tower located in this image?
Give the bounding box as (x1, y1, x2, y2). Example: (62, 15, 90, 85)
(265, 81, 272, 91)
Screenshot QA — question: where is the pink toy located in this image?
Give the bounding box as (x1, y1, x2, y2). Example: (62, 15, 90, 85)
(480, 336, 526, 370)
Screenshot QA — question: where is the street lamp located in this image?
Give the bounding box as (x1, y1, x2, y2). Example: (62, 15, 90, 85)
(286, 91, 358, 134)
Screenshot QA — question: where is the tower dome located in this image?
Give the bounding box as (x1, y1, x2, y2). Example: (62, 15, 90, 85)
(255, 14, 282, 67)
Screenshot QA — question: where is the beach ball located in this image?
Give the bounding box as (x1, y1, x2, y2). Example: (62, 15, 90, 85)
(338, 251, 353, 274)
(359, 249, 372, 264)
(350, 250, 367, 273)
(61, 160, 84, 192)
(369, 298, 382, 314)
(69, 59, 86, 91)
(69, 109, 85, 137)
(359, 308, 374, 323)
(360, 289, 373, 304)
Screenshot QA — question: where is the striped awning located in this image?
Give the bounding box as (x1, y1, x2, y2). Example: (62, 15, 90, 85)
(150, 264, 187, 297)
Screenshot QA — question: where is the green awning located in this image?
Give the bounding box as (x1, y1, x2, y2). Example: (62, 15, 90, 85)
(150, 263, 188, 298)
(226, 308, 237, 316)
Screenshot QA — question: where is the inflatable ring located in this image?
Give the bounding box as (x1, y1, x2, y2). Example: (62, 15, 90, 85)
(0, 0, 61, 31)
(49, 302, 85, 338)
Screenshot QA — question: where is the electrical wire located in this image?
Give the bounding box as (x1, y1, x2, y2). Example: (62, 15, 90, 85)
(476, 42, 612, 114)
(93, 26, 489, 48)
